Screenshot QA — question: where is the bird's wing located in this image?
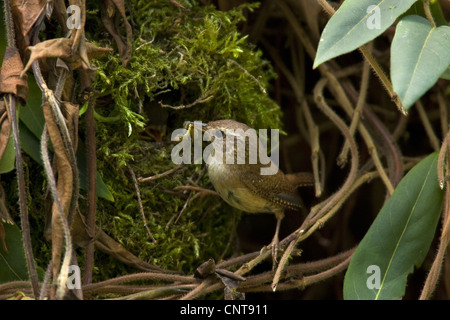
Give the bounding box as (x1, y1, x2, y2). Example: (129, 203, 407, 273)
(239, 168, 303, 211)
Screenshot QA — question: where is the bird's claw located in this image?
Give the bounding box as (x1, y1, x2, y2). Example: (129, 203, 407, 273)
(259, 237, 280, 270)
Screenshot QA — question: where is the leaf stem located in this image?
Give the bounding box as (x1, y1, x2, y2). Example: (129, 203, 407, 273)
(423, 0, 436, 27)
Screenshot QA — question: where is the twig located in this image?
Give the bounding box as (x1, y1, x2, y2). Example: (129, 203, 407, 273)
(180, 278, 214, 300)
(361, 105, 403, 189)
(267, 251, 352, 292)
(138, 164, 183, 183)
(416, 100, 440, 151)
(41, 128, 74, 299)
(423, 0, 436, 27)
(279, 0, 395, 194)
(272, 77, 359, 290)
(438, 129, 450, 189)
(2, 0, 40, 299)
(127, 164, 157, 244)
(83, 85, 97, 285)
(83, 272, 197, 293)
(420, 133, 449, 299)
(438, 91, 448, 138)
(39, 260, 53, 300)
(159, 94, 214, 110)
(300, 100, 323, 196)
(227, 59, 266, 94)
(316, 0, 335, 16)
(341, 81, 398, 194)
(3, 96, 40, 298)
(338, 54, 370, 165)
(173, 185, 218, 196)
(307, 78, 360, 226)
(314, 0, 404, 113)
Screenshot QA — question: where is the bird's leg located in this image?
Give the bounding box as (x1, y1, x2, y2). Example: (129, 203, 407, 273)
(271, 216, 282, 264)
(268, 210, 284, 268)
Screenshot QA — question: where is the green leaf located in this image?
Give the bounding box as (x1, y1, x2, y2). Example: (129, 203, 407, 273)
(343, 152, 443, 300)
(391, 15, 450, 110)
(0, 223, 29, 283)
(0, 135, 15, 174)
(17, 76, 114, 202)
(19, 75, 45, 139)
(19, 123, 114, 201)
(0, 2, 6, 57)
(313, 0, 417, 68)
(401, 1, 448, 26)
(76, 140, 115, 202)
(441, 67, 450, 80)
(19, 122, 42, 164)
(0, 6, 15, 174)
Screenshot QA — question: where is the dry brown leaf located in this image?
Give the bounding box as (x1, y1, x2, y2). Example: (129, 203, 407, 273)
(0, 222, 8, 253)
(20, 38, 113, 77)
(21, 38, 74, 78)
(0, 183, 14, 225)
(62, 101, 79, 150)
(0, 101, 12, 168)
(71, 42, 114, 70)
(101, 0, 132, 66)
(11, 0, 46, 40)
(42, 101, 76, 281)
(0, 47, 29, 103)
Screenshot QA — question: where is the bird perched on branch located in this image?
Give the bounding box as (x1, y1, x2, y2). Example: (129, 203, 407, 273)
(187, 119, 314, 265)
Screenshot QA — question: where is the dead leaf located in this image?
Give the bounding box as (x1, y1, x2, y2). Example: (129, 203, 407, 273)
(11, 0, 46, 40)
(71, 42, 113, 70)
(0, 222, 8, 253)
(0, 101, 12, 167)
(21, 38, 74, 78)
(215, 268, 245, 292)
(0, 183, 14, 225)
(62, 101, 79, 150)
(194, 258, 216, 279)
(101, 0, 132, 66)
(20, 38, 113, 77)
(0, 47, 29, 103)
(43, 101, 76, 282)
(223, 286, 245, 300)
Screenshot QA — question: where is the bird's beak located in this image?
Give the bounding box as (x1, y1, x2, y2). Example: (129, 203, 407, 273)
(184, 121, 207, 132)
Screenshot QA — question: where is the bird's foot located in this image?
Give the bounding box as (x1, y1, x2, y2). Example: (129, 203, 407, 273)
(260, 236, 280, 270)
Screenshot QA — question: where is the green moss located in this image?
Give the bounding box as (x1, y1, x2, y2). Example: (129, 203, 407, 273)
(89, 0, 283, 278)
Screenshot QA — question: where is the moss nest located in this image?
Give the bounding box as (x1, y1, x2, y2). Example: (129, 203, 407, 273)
(88, 0, 283, 278)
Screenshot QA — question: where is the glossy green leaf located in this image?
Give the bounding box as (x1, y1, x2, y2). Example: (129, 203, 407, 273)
(0, 223, 29, 283)
(391, 15, 450, 110)
(314, 0, 417, 68)
(343, 152, 443, 300)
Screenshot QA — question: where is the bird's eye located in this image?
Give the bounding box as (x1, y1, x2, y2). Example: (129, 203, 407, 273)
(212, 129, 225, 138)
